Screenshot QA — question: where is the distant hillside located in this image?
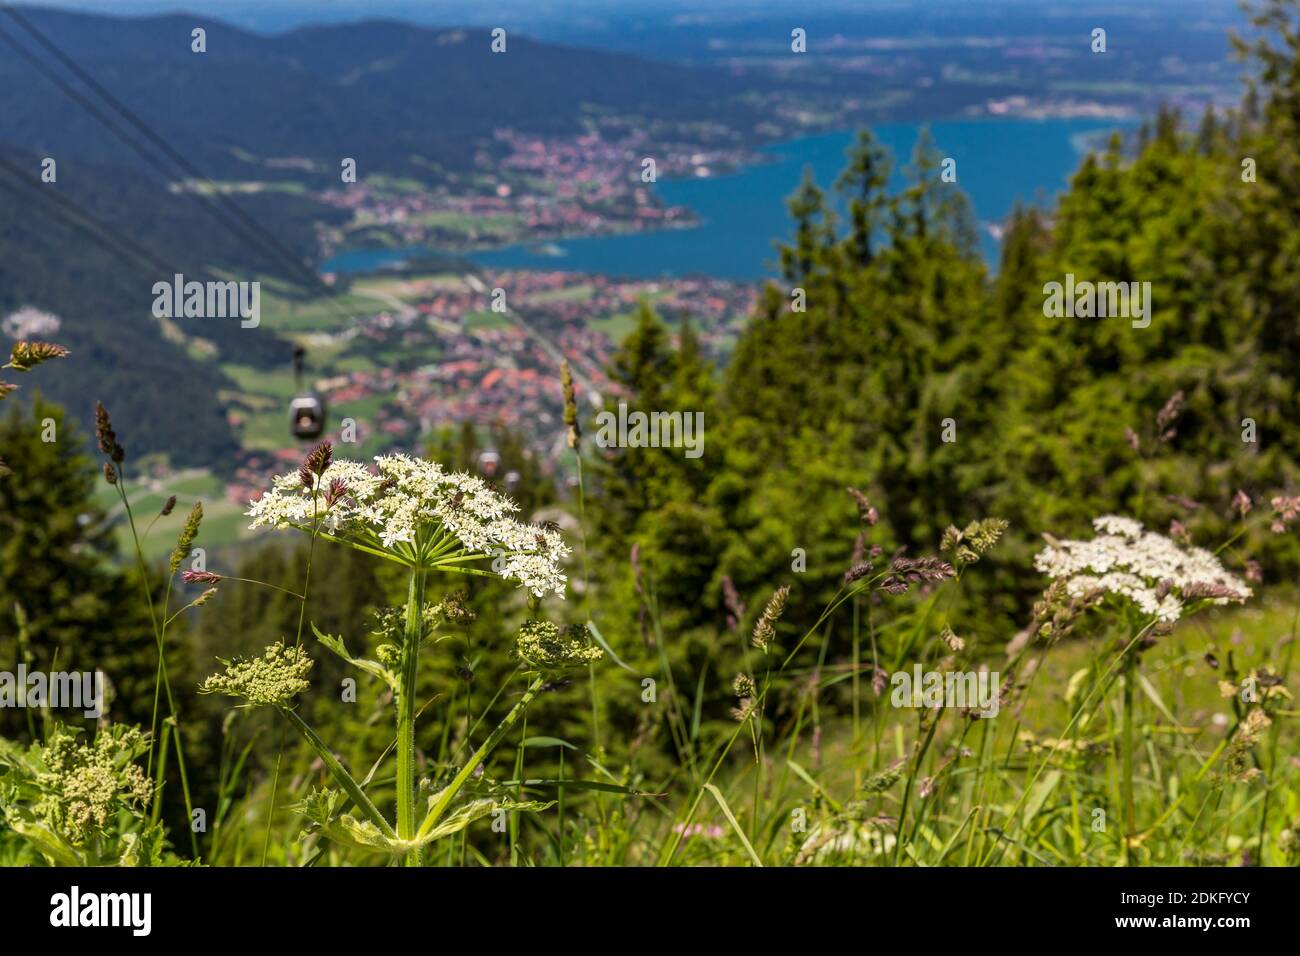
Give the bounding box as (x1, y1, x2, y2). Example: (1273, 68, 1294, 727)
(0, 142, 353, 468)
(0, 6, 770, 182)
(0, 5, 781, 469)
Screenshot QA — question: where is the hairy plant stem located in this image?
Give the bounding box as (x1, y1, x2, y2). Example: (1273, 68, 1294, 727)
(397, 564, 427, 866)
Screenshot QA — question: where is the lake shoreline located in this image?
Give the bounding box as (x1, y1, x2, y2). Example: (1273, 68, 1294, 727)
(321, 116, 1140, 282)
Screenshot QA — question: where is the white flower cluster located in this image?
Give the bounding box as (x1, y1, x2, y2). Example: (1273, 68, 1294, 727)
(1034, 515, 1251, 624)
(248, 453, 568, 596)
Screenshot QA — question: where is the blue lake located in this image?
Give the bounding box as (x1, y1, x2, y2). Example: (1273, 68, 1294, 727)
(322, 118, 1133, 280)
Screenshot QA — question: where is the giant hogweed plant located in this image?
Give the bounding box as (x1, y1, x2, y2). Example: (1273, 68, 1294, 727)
(198, 443, 600, 865)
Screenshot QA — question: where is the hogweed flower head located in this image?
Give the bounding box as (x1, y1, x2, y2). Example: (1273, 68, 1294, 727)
(30, 725, 151, 847)
(199, 641, 313, 707)
(249, 452, 569, 596)
(6, 341, 69, 372)
(1034, 515, 1251, 625)
(515, 620, 603, 670)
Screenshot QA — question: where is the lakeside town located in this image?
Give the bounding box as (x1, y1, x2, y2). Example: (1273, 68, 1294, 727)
(312, 128, 762, 257)
(219, 269, 756, 513)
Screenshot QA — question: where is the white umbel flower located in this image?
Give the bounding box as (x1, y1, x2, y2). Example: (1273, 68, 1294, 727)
(1035, 515, 1251, 624)
(248, 453, 568, 596)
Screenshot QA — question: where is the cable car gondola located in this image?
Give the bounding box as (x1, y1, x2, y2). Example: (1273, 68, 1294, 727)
(290, 345, 327, 440)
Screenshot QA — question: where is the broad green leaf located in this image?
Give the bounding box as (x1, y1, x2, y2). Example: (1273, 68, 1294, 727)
(10, 819, 83, 867)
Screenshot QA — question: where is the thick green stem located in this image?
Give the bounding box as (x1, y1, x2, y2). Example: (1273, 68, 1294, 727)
(417, 675, 546, 842)
(396, 566, 426, 866)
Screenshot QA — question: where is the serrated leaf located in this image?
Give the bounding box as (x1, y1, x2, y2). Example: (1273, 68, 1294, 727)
(312, 623, 398, 692)
(420, 797, 554, 843)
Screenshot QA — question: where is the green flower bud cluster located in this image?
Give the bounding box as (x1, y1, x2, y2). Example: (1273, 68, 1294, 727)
(515, 620, 603, 670)
(200, 641, 313, 706)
